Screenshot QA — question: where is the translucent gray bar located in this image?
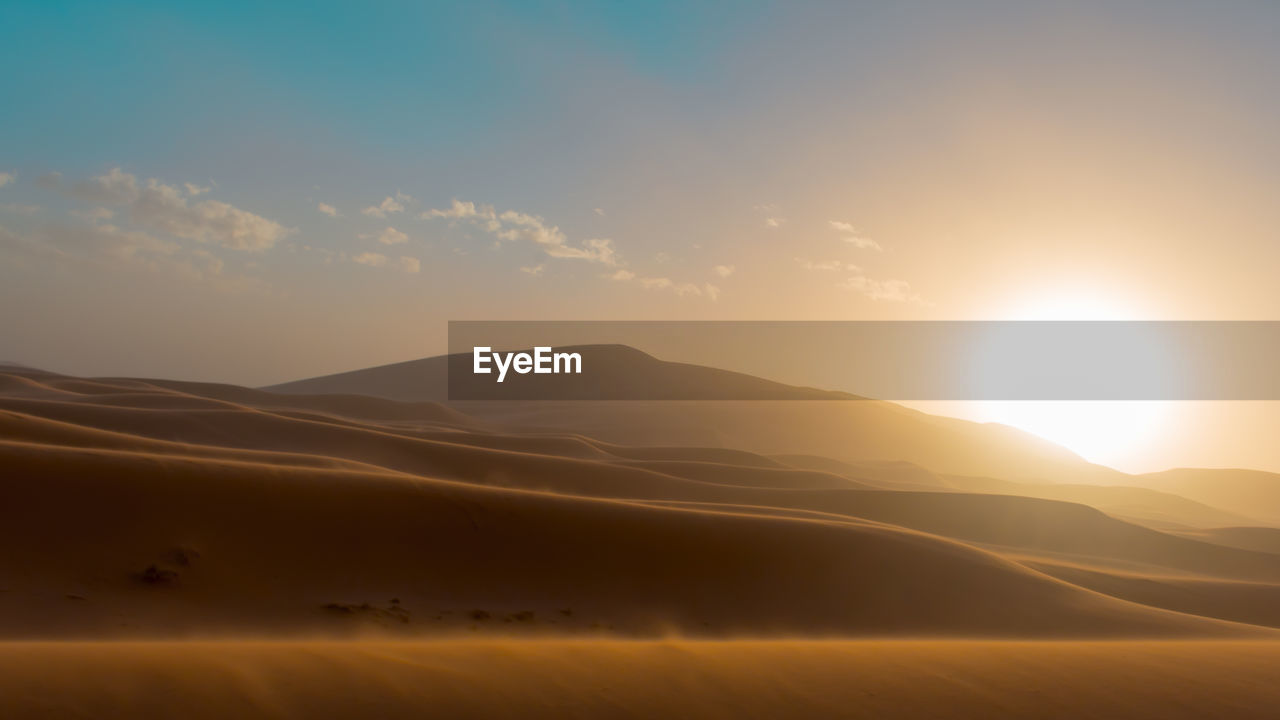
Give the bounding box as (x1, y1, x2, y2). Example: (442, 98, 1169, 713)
(446, 321, 1280, 401)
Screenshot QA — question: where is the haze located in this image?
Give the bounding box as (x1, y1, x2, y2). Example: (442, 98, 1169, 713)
(2, 1, 1278, 472)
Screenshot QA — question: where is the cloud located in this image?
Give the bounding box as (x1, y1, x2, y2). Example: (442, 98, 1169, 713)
(352, 252, 387, 267)
(842, 235, 882, 251)
(521, 264, 546, 276)
(422, 199, 487, 221)
(1, 203, 40, 216)
(361, 191, 413, 218)
(639, 276, 673, 290)
(186, 248, 225, 276)
(764, 217, 785, 228)
(79, 222, 180, 260)
(422, 199, 618, 265)
(606, 269, 721, 301)
(0, 171, 14, 188)
(796, 257, 859, 272)
(72, 168, 292, 251)
(830, 220, 882, 250)
(560, 237, 616, 264)
(34, 172, 61, 189)
(594, 208, 605, 216)
(72, 167, 140, 204)
(0, 218, 263, 291)
(317, 202, 339, 217)
(375, 227, 408, 245)
(1, 219, 236, 281)
(71, 207, 114, 222)
(839, 274, 923, 303)
(184, 182, 211, 196)
(713, 264, 735, 278)
(352, 252, 418, 273)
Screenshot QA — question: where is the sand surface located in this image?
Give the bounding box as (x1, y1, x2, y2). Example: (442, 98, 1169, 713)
(4, 640, 1280, 719)
(5, 366, 1280, 715)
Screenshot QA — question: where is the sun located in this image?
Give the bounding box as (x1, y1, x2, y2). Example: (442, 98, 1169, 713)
(926, 287, 1180, 472)
(970, 399, 1176, 470)
(973, 288, 1177, 470)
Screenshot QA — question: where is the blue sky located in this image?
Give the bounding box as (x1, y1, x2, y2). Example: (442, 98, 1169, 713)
(0, 1, 761, 174)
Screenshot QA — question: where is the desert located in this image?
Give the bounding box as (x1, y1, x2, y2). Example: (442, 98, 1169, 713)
(4, 356, 1280, 716)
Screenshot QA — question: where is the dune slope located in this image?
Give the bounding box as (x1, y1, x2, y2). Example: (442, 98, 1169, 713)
(2, 366, 1278, 639)
(3, 640, 1280, 720)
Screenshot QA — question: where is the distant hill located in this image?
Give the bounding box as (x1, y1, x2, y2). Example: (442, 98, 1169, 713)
(263, 344, 859, 402)
(1131, 468, 1280, 526)
(262, 344, 1129, 483)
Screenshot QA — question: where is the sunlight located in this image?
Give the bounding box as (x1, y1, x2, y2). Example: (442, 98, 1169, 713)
(972, 400, 1178, 470)
(975, 287, 1178, 470)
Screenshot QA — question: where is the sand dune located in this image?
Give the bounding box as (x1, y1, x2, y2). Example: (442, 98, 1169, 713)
(6, 438, 1246, 638)
(4, 366, 1280, 641)
(3, 640, 1280, 719)
(1025, 559, 1280, 629)
(261, 346, 1118, 483)
(1132, 468, 1280, 525)
(6, 362, 1280, 715)
(943, 474, 1261, 529)
(1179, 526, 1280, 554)
(4, 394, 1275, 585)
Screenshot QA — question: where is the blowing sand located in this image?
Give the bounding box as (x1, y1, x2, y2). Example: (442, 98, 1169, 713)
(4, 640, 1280, 719)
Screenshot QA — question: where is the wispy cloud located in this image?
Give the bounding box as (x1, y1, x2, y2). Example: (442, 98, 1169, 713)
(2, 220, 230, 283)
(0, 171, 15, 188)
(753, 203, 785, 229)
(361, 191, 413, 218)
(359, 226, 408, 245)
(352, 251, 418, 273)
(1, 203, 40, 216)
(72, 168, 292, 252)
(839, 275, 923, 303)
(34, 172, 61, 189)
(521, 264, 546, 276)
(317, 202, 339, 217)
(71, 207, 114, 222)
(842, 235, 882, 251)
(713, 264, 735, 278)
(829, 220, 882, 251)
(797, 254, 916, 301)
(796, 257, 860, 272)
(639, 276, 672, 290)
(607, 268, 721, 301)
(422, 199, 618, 265)
(352, 252, 387, 267)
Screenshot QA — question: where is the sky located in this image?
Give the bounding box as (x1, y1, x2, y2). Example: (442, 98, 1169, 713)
(2, 1, 1279, 472)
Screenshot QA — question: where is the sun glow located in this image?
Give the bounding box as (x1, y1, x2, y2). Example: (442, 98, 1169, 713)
(970, 400, 1177, 470)
(950, 287, 1179, 472)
